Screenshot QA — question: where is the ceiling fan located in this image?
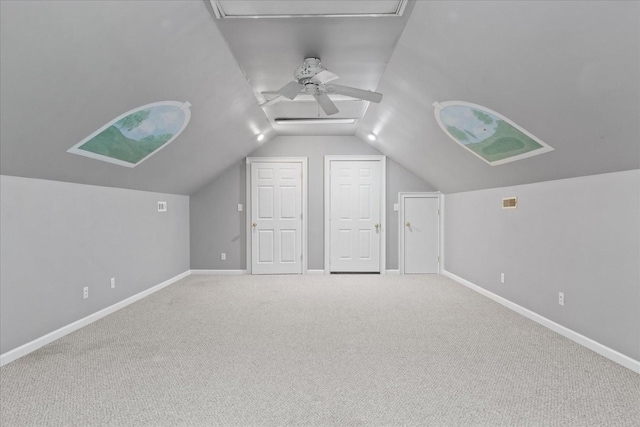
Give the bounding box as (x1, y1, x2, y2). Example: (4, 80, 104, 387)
(274, 58, 383, 115)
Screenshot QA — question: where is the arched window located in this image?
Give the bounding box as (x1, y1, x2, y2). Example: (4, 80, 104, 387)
(68, 101, 191, 167)
(433, 101, 553, 166)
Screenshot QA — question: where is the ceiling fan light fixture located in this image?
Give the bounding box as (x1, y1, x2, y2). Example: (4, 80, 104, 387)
(257, 134, 265, 142)
(368, 133, 377, 141)
(276, 58, 384, 115)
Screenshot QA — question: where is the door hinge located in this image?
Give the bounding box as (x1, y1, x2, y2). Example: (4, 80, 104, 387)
(438, 256, 440, 263)
(438, 209, 440, 215)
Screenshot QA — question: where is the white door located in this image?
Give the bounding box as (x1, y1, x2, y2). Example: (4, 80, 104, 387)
(251, 162, 302, 274)
(401, 194, 439, 274)
(329, 160, 382, 272)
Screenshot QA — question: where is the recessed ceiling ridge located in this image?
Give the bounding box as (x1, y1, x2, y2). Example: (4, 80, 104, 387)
(210, 0, 408, 19)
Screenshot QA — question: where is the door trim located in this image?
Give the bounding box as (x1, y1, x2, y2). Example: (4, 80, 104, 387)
(398, 192, 441, 274)
(324, 155, 386, 275)
(246, 157, 308, 275)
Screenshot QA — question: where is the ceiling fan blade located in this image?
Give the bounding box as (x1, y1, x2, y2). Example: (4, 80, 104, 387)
(327, 84, 383, 103)
(259, 94, 282, 107)
(313, 70, 339, 84)
(278, 81, 304, 100)
(313, 92, 339, 115)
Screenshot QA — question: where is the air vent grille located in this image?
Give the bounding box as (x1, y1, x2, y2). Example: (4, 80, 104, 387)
(502, 197, 517, 209)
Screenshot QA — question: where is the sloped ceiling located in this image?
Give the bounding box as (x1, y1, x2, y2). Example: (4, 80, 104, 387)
(1, 1, 638, 196)
(212, 1, 415, 136)
(358, 1, 639, 193)
(0, 1, 272, 195)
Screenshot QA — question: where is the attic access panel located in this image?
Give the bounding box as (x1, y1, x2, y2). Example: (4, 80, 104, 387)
(68, 101, 191, 167)
(433, 101, 553, 166)
(211, 0, 408, 19)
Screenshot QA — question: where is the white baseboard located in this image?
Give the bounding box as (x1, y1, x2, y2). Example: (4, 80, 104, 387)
(306, 269, 325, 275)
(442, 270, 640, 374)
(0, 270, 191, 367)
(386, 269, 400, 275)
(190, 269, 248, 275)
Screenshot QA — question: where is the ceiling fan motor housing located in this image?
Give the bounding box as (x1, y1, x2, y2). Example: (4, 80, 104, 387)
(303, 82, 321, 94)
(294, 58, 325, 82)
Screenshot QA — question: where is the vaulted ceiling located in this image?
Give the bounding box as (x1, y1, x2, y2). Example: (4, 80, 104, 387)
(1, 1, 638, 195)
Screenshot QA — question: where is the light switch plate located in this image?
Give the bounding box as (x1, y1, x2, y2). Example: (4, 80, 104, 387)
(393, 203, 399, 211)
(238, 204, 243, 212)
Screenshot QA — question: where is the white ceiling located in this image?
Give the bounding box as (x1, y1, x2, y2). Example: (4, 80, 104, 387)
(213, 1, 415, 136)
(360, 0, 639, 193)
(1, 1, 638, 195)
(0, 0, 271, 194)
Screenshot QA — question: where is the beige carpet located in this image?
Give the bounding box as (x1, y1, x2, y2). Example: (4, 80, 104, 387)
(1, 274, 639, 426)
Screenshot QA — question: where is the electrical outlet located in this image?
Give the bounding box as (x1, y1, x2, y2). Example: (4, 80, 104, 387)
(221, 253, 226, 261)
(500, 273, 505, 283)
(559, 292, 564, 306)
(83, 286, 89, 299)
(111, 278, 115, 289)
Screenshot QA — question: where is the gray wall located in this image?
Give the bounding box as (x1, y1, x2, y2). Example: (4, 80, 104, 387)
(444, 169, 640, 361)
(190, 136, 435, 271)
(0, 175, 190, 354)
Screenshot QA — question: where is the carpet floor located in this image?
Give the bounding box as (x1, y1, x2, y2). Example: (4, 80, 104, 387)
(1, 274, 639, 426)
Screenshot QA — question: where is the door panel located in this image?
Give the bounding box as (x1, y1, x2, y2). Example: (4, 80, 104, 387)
(257, 187, 274, 219)
(359, 230, 371, 259)
(251, 162, 302, 274)
(403, 196, 439, 274)
(257, 230, 274, 263)
(280, 186, 296, 218)
(330, 160, 381, 272)
(280, 230, 296, 263)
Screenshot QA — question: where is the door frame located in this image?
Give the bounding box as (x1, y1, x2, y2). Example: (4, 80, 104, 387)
(398, 192, 442, 274)
(324, 155, 386, 274)
(246, 157, 308, 275)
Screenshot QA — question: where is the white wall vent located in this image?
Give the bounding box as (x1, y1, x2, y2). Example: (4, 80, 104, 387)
(502, 197, 517, 209)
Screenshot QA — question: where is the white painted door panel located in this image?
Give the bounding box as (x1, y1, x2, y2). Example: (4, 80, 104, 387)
(403, 196, 439, 273)
(330, 161, 381, 272)
(251, 162, 302, 274)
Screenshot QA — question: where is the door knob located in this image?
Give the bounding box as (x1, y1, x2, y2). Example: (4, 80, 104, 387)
(375, 224, 379, 229)
(252, 222, 257, 227)
(406, 222, 411, 227)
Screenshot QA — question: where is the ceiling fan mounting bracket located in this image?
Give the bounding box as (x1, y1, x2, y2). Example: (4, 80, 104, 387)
(294, 58, 326, 82)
